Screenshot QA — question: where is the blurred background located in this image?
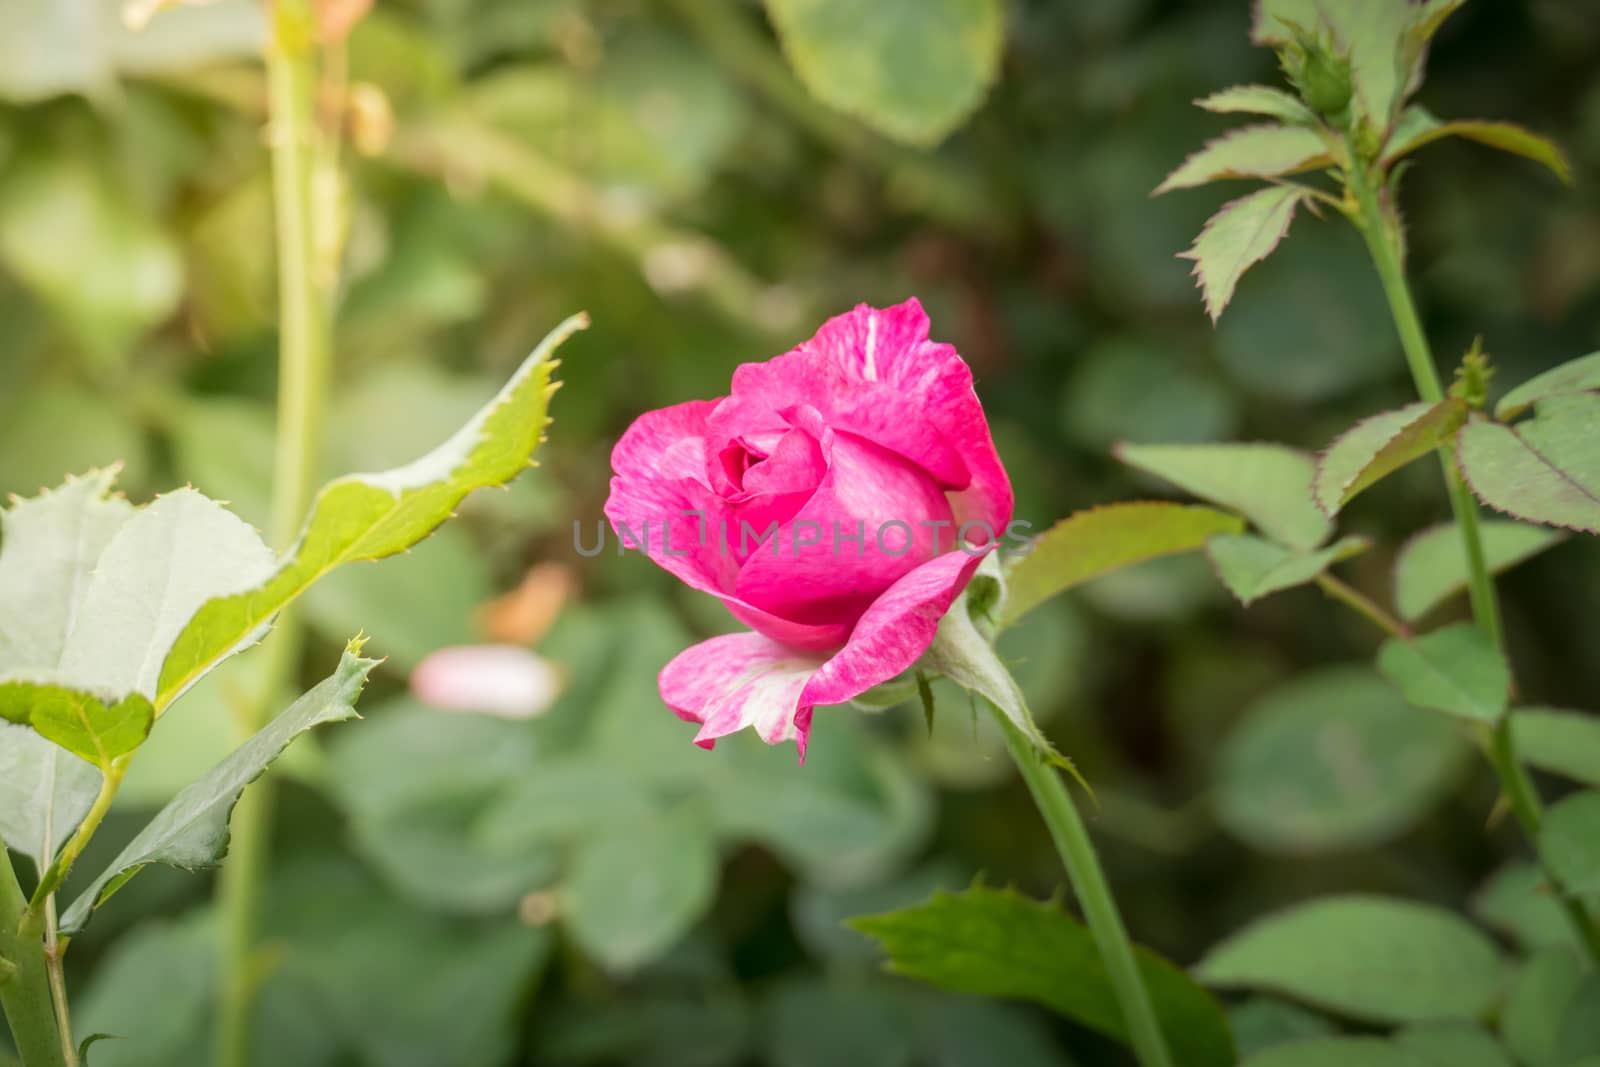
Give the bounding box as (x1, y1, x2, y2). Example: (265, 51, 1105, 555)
(2, 0, 1599, 1064)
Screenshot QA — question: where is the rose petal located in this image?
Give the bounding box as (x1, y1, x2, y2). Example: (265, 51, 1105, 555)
(411, 645, 562, 719)
(658, 632, 824, 755)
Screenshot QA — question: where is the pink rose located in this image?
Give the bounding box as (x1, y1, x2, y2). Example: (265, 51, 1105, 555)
(605, 298, 1013, 759)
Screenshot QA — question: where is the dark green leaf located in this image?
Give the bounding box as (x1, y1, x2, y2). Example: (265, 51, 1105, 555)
(1394, 521, 1566, 622)
(1459, 395, 1600, 535)
(1383, 107, 1573, 185)
(1471, 863, 1581, 954)
(1377, 624, 1511, 723)
(1501, 947, 1586, 1067)
(1313, 399, 1466, 515)
(1512, 708, 1600, 789)
(1238, 1038, 1417, 1067)
(1540, 791, 1600, 902)
(850, 885, 1235, 1066)
(1497, 351, 1600, 420)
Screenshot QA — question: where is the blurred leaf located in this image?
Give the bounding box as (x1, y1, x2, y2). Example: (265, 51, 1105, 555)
(0, 386, 151, 500)
(910, 994, 1077, 1067)
(166, 396, 277, 531)
(1512, 708, 1600, 789)
(1228, 998, 1336, 1059)
(791, 863, 964, 965)
(1002, 502, 1244, 626)
(477, 759, 664, 852)
(1394, 521, 1566, 622)
(1497, 350, 1600, 420)
(1501, 946, 1586, 1067)
(1555, 975, 1600, 1062)
(530, 990, 753, 1067)
(0, 724, 101, 870)
(1392, 1023, 1513, 1067)
(565, 804, 719, 974)
(73, 914, 213, 1067)
(1155, 125, 1331, 194)
(0, 153, 181, 364)
(1458, 396, 1600, 535)
(763, 978, 916, 1067)
(1061, 338, 1238, 450)
(1383, 107, 1574, 185)
(1238, 1039, 1419, 1067)
(1313, 400, 1466, 515)
(1116, 442, 1331, 549)
(1540, 791, 1600, 902)
(1214, 665, 1469, 853)
(850, 885, 1235, 1066)
(1377, 624, 1511, 724)
(0, 0, 262, 102)
(157, 314, 584, 708)
(1471, 863, 1580, 954)
(1206, 533, 1369, 605)
(1181, 185, 1308, 322)
(1195, 86, 1317, 125)
(60, 651, 376, 933)
(184, 175, 274, 344)
(304, 523, 491, 668)
(763, 0, 1004, 146)
(1197, 895, 1503, 1024)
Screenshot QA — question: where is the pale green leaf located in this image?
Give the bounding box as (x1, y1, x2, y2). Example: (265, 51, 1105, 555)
(1195, 85, 1317, 125)
(0, 468, 132, 673)
(1458, 396, 1600, 534)
(57, 488, 276, 701)
(60, 650, 376, 933)
(1239, 1038, 1417, 1067)
(474, 759, 653, 850)
(1206, 533, 1369, 605)
(1382, 106, 1573, 185)
(1197, 895, 1503, 1024)
(763, 0, 1003, 146)
(564, 804, 718, 973)
(0, 723, 101, 869)
(0, 683, 153, 768)
(1395, 521, 1566, 621)
(1540, 791, 1600, 902)
(1313, 399, 1467, 515)
(1512, 708, 1600, 789)
(0, 0, 263, 102)
(1497, 351, 1600, 420)
(849, 886, 1235, 1066)
(157, 314, 585, 708)
(1501, 947, 1586, 1067)
(1215, 666, 1470, 854)
(1155, 124, 1332, 194)
(1472, 863, 1581, 954)
(1000, 502, 1244, 627)
(1181, 185, 1308, 322)
(1377, 623, 1511, 724)
(1115, 442, 1332, 549)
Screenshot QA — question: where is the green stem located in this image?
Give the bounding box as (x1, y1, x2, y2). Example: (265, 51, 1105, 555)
(1, 846, 68, 1067)
(1315, 573, 1408, 639)
(993, 713, 1174, 1067)
(1346, 153, 1600, 960)
(216, 4, 330, 1065)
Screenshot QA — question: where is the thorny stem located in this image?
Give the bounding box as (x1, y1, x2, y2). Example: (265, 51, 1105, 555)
(1345, 146, 1600, 962)
(0, 844, 67, 1067)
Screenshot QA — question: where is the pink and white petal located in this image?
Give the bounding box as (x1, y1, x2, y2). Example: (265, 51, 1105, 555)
(802, 549, 987, 708)
(659, 632, 825, 755)
(411, 645, 561, 719)
(610, 399, 720, 487)
(801, 298, 932, 384)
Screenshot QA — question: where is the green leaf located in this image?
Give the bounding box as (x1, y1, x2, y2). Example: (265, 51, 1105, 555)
(1394, 521, 1566, 622)
(1501, 947, 1586, 1067)
(1238, 1038, 1417, 1067)
(1511, 708, 1600, 789)
(157, 313, 585, 708)
(1180, 185, 1308, 323)
(1214, 666, 1469, 854)
(0, 0, 264, 101)
(1382, 106, 1574, 186)
(1155, 124, 1332, 194)
(0, 724, 101, 870)
(1496, 351, 1600, 420)
(849, 885, 1236, 1066)
(1197, 895, 1503, 1024)
(1555, 975, 1600, 1063)
(0, 683, 153, 768)
(762, 0, 1003, 146)
(563, 804, 719, 973)
(1393, 1023, 1514, 1067)
(1458, 396, 1600, 534)
(1206, 533, 1369, 606)
(1115, 442, 1332, 550)
(1540, 791, 1600, 902)
(1000, 502, 1245, 626)
(474, 759, 653, 851)
(60, 650, 377, 933)
(1377, 623, 1511, 724)
(1472, 864, 1581, 954)
(1195, 85, 1317, 125)
(1313, 399, 1467, 515)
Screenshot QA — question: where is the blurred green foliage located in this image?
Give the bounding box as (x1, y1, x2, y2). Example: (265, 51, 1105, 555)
(3, 0, 1600, 1064)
